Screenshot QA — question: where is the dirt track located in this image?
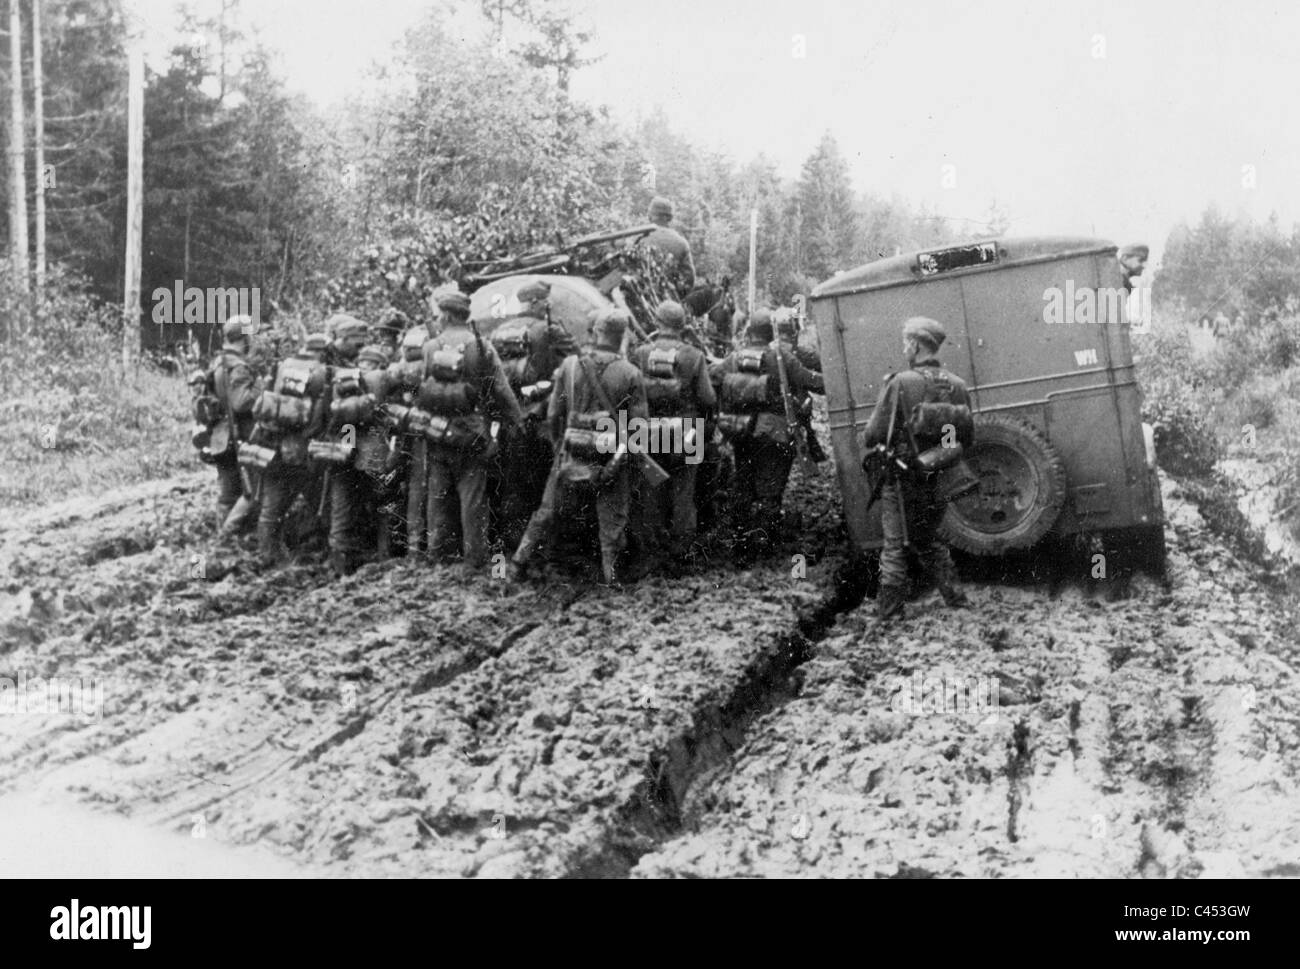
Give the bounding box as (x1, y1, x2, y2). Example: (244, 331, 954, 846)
(1, 456, 1298, 878)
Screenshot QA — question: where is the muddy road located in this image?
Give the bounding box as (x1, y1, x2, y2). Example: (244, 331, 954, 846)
(1, 457, 1297, 878)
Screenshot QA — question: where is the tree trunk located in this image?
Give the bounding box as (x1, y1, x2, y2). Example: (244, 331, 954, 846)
(9, 0, 30, 301)
(32, 0, 46, 298)
(122, 42, 143, 365)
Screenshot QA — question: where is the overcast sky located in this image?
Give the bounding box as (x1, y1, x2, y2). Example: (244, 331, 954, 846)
(131, 0, 1300, 266)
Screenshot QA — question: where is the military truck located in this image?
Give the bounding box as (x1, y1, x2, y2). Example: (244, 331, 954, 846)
(809, 236, 1165, 574)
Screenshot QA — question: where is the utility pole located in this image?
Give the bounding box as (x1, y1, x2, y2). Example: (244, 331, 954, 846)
(9, 0, 30, 301)
(32, 0, 46, 297)
(748, 208, 758, 312)
(122, 41, 144, 365)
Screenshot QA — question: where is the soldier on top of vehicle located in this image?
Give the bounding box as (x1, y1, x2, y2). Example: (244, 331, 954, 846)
(860, 316, 973, 622)
(641, 196, 696, 294)
(711, 310, 824, 561)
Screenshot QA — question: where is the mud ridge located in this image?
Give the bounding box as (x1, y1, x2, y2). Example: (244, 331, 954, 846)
(561, 585, 851, 878)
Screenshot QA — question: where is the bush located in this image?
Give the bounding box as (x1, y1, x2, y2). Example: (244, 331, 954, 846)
(0, 263, 192, 508)
(1136, 319, 1223, 477)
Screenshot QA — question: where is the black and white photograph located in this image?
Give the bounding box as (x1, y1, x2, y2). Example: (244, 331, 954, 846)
(0, 0, 1295, 926)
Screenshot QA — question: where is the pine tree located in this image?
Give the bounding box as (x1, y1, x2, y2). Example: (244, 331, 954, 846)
(797, 132, 857, 279)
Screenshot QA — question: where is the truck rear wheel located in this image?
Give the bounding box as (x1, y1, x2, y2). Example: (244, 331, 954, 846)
(939, 414, 1067, 556)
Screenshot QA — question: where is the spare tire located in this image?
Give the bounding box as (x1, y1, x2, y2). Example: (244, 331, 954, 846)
(939, 414, 1067, 555)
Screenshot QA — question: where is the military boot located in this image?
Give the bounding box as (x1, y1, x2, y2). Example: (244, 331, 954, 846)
(939, 584, 970, 608)
(934, 563, 970, 608)
(875, 584, 907, 622)
(330, 549, 359, 578)
(257, 521, 290, 570)
(375, 510, 394, 561)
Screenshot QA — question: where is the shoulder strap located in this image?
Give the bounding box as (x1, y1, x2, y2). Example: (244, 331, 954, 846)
(883, 374, 902, 449)
(577, 353, 617, 414)
(216, 357, 241, 441)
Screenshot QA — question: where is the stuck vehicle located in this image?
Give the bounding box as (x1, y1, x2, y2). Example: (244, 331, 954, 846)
(809, 236, 1164, 571)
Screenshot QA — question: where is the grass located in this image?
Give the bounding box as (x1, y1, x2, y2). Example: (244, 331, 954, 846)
(0, 357, 194, 512)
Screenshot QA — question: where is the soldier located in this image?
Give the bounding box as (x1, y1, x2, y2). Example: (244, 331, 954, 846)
(629, 299, 716, 567)
(210, 314, 263, 542)
(369, 308, 409, 363)
(320, 316, 377, 576)
(252, 329, 331, 569)
(490, 279, 577, 549)
(712, 311, 824, 560)
(1119, 243, 1148, 292)
(509, 310, 648, 586)
(642, 196, 696, 294)
(386, 327, 432, 556)
(418, 292, 523, 571)
(775, 311, 828, 464)
(861, 317, 973, 621)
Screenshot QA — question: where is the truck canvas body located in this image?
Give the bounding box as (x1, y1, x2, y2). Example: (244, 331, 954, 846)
(809, 236, 1164, 561)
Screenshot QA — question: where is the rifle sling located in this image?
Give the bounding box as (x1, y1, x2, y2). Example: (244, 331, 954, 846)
(576, 353, 618, 418)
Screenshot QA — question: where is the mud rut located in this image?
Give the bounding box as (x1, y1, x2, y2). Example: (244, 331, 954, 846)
(1, 462, 1298, 878)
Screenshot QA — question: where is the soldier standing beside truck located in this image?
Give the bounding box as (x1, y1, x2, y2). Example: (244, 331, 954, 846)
(860, 317, 973, 622)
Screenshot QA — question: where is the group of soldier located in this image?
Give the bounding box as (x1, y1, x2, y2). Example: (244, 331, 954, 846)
(194, 279, 827, 589)
(193, 194, 985, 618)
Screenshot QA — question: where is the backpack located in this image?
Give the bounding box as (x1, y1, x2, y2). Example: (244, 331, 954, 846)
(491, 319, 533, 389)
(720, 347, 771, 413)
(253, 355, 325, 433)
(557, 355, 618, 487)
(418, 340, 480, 416)
(192, 366, 233, 463)
(906, 368, 973, 449)
(641, 345, 683, 414)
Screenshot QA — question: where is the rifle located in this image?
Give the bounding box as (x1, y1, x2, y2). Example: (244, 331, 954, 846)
(605, 439, 670, 488)
(861, 376, 912, 546)
(771, 341, 815, 474)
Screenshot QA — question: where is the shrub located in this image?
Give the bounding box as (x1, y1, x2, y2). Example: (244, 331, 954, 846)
(1136, 319, 1223, 477)
(0, 263, 192, 508)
